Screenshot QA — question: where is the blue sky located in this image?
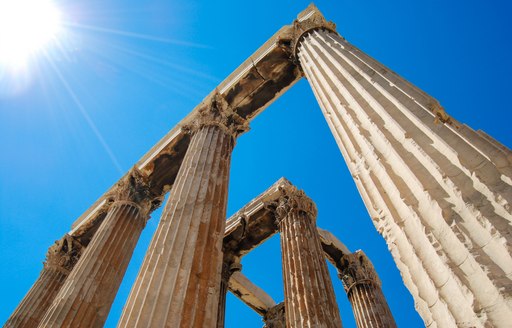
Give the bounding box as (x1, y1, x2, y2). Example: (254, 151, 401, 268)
(1, 0, 511, 327)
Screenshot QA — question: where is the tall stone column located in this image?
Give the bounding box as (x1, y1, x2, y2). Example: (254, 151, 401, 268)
(5, 236, 82, 328)
(275, 186, 342, 328)
(216, 256, 241, 328)
(338, 251, 396, 328)
(291, 5, 512, 327)
(37, 168, 158, 328)
(118, 93, 249, 328)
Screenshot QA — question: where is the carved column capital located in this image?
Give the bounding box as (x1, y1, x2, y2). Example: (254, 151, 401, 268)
(339, 250, 381, 293)
(277, 4, 337, 61)
(220, 256, 242, 285)
(106, 167, 161, 216)
(183, 92, 250, 140)
(44, 235, 83, 274)
(274, 186, 317, 226)
(263, 302, 286, 328)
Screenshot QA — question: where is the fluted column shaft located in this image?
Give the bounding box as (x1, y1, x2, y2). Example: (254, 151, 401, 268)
(276, 187, 342, 328)
(339, 251, 396, 328)
(5, 236, 82, 328)
(38, 169, 155, 328)
(216, 257, 241, 328)
(296, 26, 512, 327)
(118, 94, 248, 328)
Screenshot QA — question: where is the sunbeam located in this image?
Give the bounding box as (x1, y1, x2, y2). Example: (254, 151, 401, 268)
(44, 54, 124, 175)
(107, 42, 219, 83)
(64, 22, 211, 49)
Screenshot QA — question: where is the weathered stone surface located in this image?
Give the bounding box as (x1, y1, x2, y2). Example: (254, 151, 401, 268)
(216, 256, 241, 328)
(276, 186, 343, 328)
(297, 23, 512, 327)
(38, 168, 156, 327)
(228, 271, 276, 316)
(68, 17, 303, 241)
(339, 251, 396, 328)
(4, 236, 83, 328)
(263, 303, 286, 328)
(117, 100, 248, 328)
(9, 4, 512, 328)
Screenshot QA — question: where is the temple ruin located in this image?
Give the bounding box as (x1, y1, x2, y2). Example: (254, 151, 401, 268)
(5, 4, 512, 328)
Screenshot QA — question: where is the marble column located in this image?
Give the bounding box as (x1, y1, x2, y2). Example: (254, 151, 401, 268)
(37, 168, 158, 328)
(263, 303, 286, 328)
(216, 256, 241, 328)
(338, 251, 396, 328)
(118, 93, 249, 328)
(4, 236, 83, 328)
(276, 186, 342, 328)
(293, 6, 512, 327)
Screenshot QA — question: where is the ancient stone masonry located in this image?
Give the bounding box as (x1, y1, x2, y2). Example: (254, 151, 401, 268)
(6, 3, 512, 328)
(273, 186, 343, 328)
(263, 303, 286, 328)
(293, 5, 512, 327)
(216, 179, 395, 328)
(5, 235, 83, 328)
(38, 168, 158, 327)
(216, 256, 242, 328)
(117, 93, 249, 328)
(339, 251, 397, 328)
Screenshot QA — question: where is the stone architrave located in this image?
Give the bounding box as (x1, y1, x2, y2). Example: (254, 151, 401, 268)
(339, 251, 396, 328)
(117, 93, 249, 328)
(37, 168, 158, 327)
(5, 236, 83, 328)
(275, 186, 342, 328)
(291, 4, 512, 327)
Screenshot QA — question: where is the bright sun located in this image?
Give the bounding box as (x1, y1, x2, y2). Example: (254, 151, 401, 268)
(0, 0, 62, 68)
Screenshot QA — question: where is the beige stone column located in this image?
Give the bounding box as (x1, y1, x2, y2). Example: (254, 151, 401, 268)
(263, 303, 286, 328)
(338, 251, 396, 328)
(5, 236, 82, 328)
(276, 186, 342, 328)
(37, 168, 157, 328)
(118, 93, 249, 328)
(216, 256, 241, 328)
(292, 5, 512, 327)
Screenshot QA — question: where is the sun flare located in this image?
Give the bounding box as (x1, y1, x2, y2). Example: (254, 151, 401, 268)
(0, 0, 62, 68)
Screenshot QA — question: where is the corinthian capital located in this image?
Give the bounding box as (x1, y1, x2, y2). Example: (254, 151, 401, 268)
(107, 167, 161, 215)
(274, 185, 317, 225)
(339, 250, 381, 293)
(183, 92, 249, 139)
(44, 235, 83, 274)
(277, 4, 337, 60)
(263, 302, 286, 328)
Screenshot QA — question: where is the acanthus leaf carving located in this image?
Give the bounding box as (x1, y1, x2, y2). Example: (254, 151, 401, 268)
(106, 167, 161, 216)
(182, 92, 249, 140)
(44, 234, 83, 274)
(273, 185, 317, 226)
(339, 250, 381, 293)
(263, 302, 286, 328)
(276, 4, 337, 62)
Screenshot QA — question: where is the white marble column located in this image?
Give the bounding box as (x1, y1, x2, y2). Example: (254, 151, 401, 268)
(117, 93, 249, 328)
(339, 251, 396, 328)
(37, 168, 157, 327)
(295, 13, 512, 327)
(276, 186, 343, 328)
(4, 236, 82, 328)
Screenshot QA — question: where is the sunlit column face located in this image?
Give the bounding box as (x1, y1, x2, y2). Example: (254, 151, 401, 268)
(0, 0, 61, 68)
